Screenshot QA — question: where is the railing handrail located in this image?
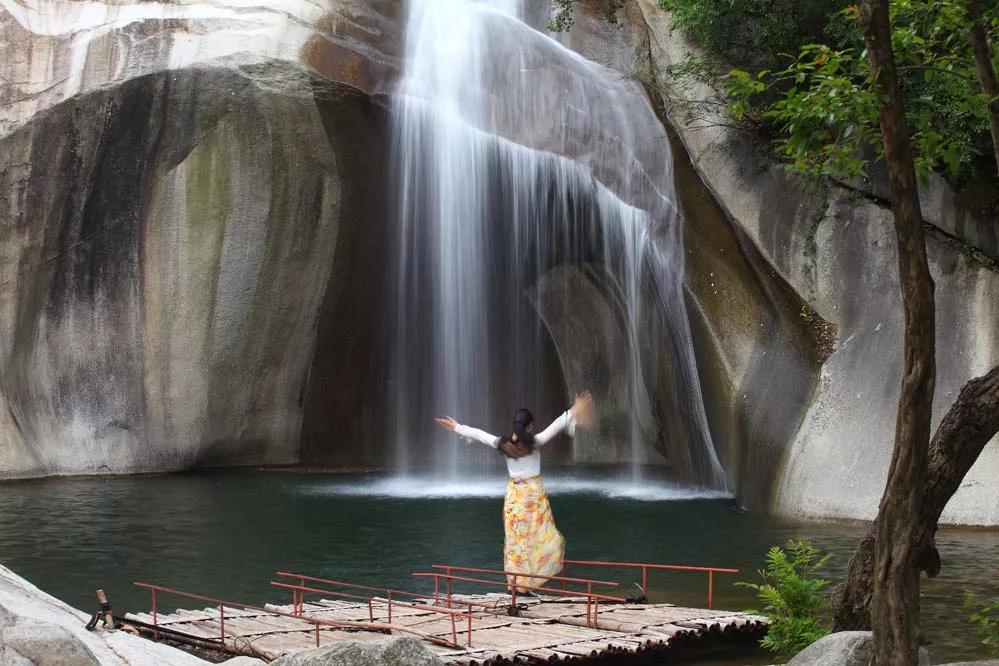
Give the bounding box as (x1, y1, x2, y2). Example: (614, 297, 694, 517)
(133, 582, 464, 649)
(412, 572, 626, 603)
(415, 570, 625, 629)
(270, 581, 483, 619)
(561, 559, 739, 574)
(273, 571, 496, 610)
(429, 565, 621, 587)
(271, 582, 375, 606)
(276, 571, 425, 600)
(558, 559, 739, 609)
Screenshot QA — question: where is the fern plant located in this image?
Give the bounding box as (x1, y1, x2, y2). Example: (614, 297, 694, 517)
(736, 539, 832, 659)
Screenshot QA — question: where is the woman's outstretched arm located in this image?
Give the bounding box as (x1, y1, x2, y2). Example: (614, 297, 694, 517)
(435, 416, 500, 449)
(534, 391, 594, 446)
(533, 412, 574, 446)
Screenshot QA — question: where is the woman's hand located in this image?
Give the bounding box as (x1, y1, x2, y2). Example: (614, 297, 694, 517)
(434, 416, 459, 432)
(569, 390, 596, 429)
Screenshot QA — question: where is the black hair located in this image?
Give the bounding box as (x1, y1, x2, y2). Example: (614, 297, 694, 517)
(498, 437, 529, 459)
(496, 408, 536, 459)
(512, 408, 535, 446)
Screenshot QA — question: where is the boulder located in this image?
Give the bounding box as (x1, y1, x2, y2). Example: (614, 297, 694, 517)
(0, 564, 208, 666)
(1, 620, 101, 666)
(787, 631, 930, 666)
(269, 636, 444, 666)
(220, 658, 269, 666)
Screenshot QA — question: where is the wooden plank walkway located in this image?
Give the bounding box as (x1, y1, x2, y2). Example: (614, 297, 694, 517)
(126, 593, 768, 664)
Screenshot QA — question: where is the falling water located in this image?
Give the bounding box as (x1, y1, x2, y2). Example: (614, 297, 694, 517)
(390, 0, 730, 490)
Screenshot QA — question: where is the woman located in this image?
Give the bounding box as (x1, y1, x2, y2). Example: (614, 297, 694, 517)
(435, 391, 594, 593)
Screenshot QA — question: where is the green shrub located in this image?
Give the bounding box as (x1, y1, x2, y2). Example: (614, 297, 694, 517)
(657, 0, 849, 74)
(736, 539, 832, 659)
(965, 580, 999, 658)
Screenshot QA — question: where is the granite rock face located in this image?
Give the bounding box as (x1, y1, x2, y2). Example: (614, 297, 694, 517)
(563, 0, 999, 523)
(0, 1, 399, 477)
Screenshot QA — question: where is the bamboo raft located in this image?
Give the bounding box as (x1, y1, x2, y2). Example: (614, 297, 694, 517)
(124, 592, 769, 664)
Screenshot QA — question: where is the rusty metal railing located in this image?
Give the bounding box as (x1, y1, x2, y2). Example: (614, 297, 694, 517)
(272, 571, 490, 647)
(559, 559, 740, 609)
(414, 565, 626, 628)
(133, 582, 466, 652)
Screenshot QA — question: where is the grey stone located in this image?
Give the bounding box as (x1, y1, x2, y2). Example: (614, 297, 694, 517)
(787, 631, 930, 666)
(220, 657, 268, 666)
(0, 603, 14, 629)
(1, 619, 100, 666)
(1, 564, 208, 666)
(937, 662, 999, 665)
(1, 647, 35, 666)
(269, 636, 444, 666)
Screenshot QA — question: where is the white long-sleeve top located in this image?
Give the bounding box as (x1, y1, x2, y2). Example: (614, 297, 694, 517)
(455, 411, 577, 479)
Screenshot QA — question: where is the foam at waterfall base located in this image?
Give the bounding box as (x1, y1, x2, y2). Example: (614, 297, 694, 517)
(299, 474, 733, 501)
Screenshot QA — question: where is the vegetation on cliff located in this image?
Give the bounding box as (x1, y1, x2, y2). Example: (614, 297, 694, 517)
(553, 0, 999, 207)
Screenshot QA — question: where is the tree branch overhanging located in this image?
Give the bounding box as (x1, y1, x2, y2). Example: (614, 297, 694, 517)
(831, 364, 999, 631)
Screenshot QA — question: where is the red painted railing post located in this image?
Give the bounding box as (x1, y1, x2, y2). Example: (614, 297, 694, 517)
(642, 566, 648, 597)
(467, 604, 473, 647)
(219, 605, 225, 649)
(446, 569, 452, 608)
(387, 591, 393, 625)
(151, 588, 159, 639)
(708, 570, 714, 609)
(585, 583, 592, 628)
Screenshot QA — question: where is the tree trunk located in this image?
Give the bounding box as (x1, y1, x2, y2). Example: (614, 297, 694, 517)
(831, 365, 999, 631)
(859, 2, 937, 665)
(967, 0, 999, 176)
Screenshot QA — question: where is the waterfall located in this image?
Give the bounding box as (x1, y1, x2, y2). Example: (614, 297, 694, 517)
(390, 0, 730, 490)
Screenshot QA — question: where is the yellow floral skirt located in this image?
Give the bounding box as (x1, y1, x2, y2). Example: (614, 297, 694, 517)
(503, 475, 565, 592)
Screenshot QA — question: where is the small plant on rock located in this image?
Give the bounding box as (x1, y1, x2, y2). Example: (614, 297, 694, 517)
(737, 539, 832, 659)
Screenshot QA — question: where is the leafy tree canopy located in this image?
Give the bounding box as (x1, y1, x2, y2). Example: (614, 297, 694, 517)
(550, 0, 999, 197)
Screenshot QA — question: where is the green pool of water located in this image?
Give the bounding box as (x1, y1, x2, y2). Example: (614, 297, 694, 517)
(0, 470, 995, 662)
